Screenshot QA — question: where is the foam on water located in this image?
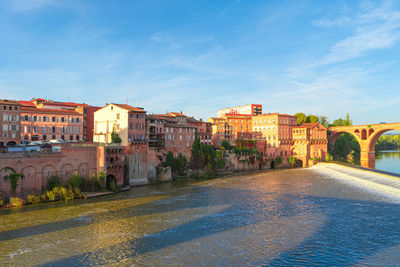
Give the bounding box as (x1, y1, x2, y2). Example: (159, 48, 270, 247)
(313, 163, 400, 203)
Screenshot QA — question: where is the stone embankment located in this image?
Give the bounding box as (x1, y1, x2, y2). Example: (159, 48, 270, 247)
(313, 162, 400, 201)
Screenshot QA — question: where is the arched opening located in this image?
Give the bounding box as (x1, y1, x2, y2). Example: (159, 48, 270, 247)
(6, 141, 17, 146)
(106, 175, 116, 191)
(367, 128, 400, 171)
(270, 160, 275, 169)
(361, 129, 367, 140)
(328, 131, 360, 165)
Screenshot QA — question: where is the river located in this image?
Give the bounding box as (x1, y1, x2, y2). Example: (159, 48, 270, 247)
(1, 168, 400, 266)
(376, 149, 400, 174)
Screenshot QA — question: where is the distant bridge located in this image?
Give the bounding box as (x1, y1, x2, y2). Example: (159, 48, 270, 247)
(329, 123, 400, 169)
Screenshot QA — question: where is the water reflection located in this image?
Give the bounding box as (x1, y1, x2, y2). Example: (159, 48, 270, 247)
(376, 149, 400, 174)
(0, 169, 399, 266)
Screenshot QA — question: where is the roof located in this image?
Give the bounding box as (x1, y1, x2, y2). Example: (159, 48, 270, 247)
(225, 113, 252, 117)
(0, 99, 22, 106)
(257, 113, 296, 117)
(21, 107, 82, 115)
(111, 103, 146, 113)
(295, 122, 325, 129)
(18, 101, 36, 107)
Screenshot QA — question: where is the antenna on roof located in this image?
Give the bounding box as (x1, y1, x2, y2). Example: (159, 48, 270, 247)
(126, 96, 129, 105)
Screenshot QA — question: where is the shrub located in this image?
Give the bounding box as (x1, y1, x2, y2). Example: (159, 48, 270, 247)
(46, 175, 62, 191)
(109, 180, 116, 192)
(27, 193, 41, 205)
(41, 193, 47, 202)
(0, 192, 3, 207)
(46, 190, 56, 201)
(9, 197, 24, 207)
(66, 173, 83, 189)
(98, 171, 107, 191)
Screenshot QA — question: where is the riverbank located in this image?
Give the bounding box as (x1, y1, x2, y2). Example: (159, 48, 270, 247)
(313, 162, 400, 201)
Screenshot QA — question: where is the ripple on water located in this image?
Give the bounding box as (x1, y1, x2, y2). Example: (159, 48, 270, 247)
(1, 169, 400, 266)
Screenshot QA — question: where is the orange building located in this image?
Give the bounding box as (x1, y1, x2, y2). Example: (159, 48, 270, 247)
(208, 113, 252, 146)
(252, 113, 297, 158)
(291, 122, 328, 166)
(0, 99, 22, 147)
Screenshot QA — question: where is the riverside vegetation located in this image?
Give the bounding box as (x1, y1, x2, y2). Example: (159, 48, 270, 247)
(0, 170, 114, 208)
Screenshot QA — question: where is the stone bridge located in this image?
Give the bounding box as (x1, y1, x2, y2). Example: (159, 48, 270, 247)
(329, 123, 400, 169)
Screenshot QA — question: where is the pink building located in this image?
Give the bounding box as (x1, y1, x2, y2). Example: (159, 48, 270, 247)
(0, 99, 21, 147)
(20, 100, 84, 142)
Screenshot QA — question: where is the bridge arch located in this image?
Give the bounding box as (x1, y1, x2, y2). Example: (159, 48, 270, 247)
(368, 127, 400, 152)
(329, 123, 400, 169)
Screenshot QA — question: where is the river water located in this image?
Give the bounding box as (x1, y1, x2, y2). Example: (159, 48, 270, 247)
(1, 168, 400, 266)
(376, 149, 400, 174)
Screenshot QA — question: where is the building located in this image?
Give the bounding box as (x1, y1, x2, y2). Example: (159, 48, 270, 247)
(86, 106, 102, 141)
(19, 100, 84, 142)
(217, 104, 262, 118)
(146, 114, 166, 149)
(291, 122, 328, 166)
(93, 103, 147, 146)
(252, 113, 297, 158)
(0, 100, 22, 147)
(208, 113, 252, 146)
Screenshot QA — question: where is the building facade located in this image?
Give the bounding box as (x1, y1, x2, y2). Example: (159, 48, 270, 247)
(217, 104, 262, 117)
(291, 122, 328, 166)
(93, 103, 147, 146)
(19, 100, 84, 142)
(0, 100, 21, 147)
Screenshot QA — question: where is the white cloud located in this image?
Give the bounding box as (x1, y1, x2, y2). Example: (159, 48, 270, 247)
(317, 1, 400, 65)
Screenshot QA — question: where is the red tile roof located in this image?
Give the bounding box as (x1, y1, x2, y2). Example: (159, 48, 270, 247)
(18, 100, 36, 107)
(0, 99, 21, 105)
(112, 103, 146, 112)
(21, 107, 82, 115)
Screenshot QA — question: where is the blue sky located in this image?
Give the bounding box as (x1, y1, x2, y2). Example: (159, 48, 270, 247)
(1, 0, 400, 124)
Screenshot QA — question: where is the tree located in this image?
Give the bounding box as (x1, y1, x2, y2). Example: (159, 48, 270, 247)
(111, 131, 122, 143)
(307, 114, 319, 123)
(275, 156, 282, 166)
(3, 167, 24, 196)
(318, 116, 329, 128)
(288, 156, 297, 167)
(220, 140, 232, 150)
(294, 113, 307, 125)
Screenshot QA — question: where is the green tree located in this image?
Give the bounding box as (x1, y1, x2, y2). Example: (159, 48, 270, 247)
(275, 156, 282, 166)
(294, 113, 307, 125)
(288, 156, 297, 167)
(318, 116, 329, 128)
(111, 130, 122, 143)
(3, 167, 24, 196)
(307, 114, 319, 123)
(220, 140, 232, 150)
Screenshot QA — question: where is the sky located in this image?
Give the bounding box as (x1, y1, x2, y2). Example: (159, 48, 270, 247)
(1, 0, 400, 124)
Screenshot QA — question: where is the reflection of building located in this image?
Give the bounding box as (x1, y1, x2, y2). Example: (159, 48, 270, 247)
(291, 122, 328, 166)
(0, 100, 21, 147)
(93, 103, 147, 146)
(19, 99, 84, 142)
(217, 104, 262, 117)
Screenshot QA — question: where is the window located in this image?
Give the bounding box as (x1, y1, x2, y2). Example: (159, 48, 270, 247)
(2, 125, 8, 131)
(117, 113, 120, 119)
(33, 116, 37, 121)
(52, 117, 56, 122)
(130, 123, 133, 129)
(51, 126, 56, 133)
(77, 127, 80, 134)
(43, 126, 47, 133)
(3, 114, 8, 121)
(43, 116, 47, 122)
(33, 126, 38, 133)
